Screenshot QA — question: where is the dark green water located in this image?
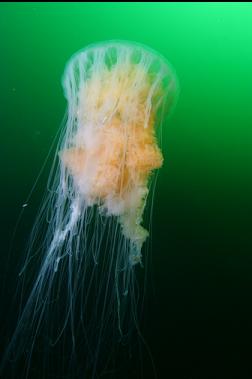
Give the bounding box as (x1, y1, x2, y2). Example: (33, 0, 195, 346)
(1, 3, 252, 378)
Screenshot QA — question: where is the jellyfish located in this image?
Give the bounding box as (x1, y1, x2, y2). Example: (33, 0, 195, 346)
(2, 41, 178, 378)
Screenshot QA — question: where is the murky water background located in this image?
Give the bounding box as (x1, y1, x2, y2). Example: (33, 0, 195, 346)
(1, 3, 252, 378)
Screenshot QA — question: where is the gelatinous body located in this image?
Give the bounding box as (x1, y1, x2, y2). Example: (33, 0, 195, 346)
(61, 41, 177, 263)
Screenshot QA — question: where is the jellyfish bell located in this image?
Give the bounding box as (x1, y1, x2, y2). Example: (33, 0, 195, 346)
(60, 40, 178, 265)
(2, 41, 178, 378)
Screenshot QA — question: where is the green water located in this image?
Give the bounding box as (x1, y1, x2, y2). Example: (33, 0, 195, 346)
(1, 3, 252, 378)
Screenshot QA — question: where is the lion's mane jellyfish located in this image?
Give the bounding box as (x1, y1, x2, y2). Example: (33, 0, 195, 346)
(2, 41, 178, 378)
